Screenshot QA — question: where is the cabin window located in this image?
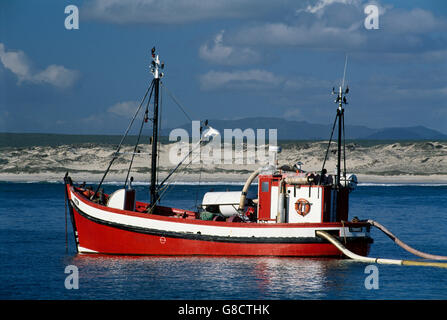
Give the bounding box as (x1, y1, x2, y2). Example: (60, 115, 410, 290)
(261, 181, 269, 192)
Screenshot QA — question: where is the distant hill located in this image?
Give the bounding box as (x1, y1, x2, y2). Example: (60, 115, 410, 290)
(162, 117, 447, 141)
(364, 126, 447, 140)
(0, 133, 168, 148)
(1, 118, 446, 148)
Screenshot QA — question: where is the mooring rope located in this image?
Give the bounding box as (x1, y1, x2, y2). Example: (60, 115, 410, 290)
(64, 185, 68, 254)
(316, 230, 447, 269)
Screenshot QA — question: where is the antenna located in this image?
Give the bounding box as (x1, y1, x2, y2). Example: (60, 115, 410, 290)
(326, 54, 350, 192)
(342, 54, 348, 89)
(333, 54, 349, 107)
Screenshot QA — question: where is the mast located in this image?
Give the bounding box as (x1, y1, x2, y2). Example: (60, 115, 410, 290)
(149, 47, 164, 206)
(337, 86, 342, 188)
(333, 55, 349, 189)
(333, 84, 348, 188)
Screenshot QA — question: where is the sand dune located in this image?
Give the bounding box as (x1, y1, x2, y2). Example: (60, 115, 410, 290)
(1, 141, 446, 183)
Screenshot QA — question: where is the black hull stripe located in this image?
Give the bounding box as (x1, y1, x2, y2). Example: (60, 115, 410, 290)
(71, 201, 373, 245)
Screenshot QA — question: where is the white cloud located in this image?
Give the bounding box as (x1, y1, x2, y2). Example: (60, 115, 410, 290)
(382, 8, 447, 34)
(232, 22, 365, 49)
(299, 0, 360, 15)
(229, 2, 447, 58)
(0, 43, 31, 80)
(283, 77, 332, 90)
(199, 69, 282, 90)
(33, 65, 79, 89)
(283, 108, 301, 119)
(83, 0, 289, 24)
(199, 69, 336, 92)
(107, 100, 140, 117)
(0, 43, 79, 88)
(199, 30, 261, 65)
(83, 0, 447, 60)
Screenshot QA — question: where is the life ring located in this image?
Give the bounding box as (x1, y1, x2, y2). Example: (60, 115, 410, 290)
(295, 198, 311, 216)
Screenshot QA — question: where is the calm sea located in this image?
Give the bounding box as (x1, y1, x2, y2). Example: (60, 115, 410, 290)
(0, 181, 446, 300)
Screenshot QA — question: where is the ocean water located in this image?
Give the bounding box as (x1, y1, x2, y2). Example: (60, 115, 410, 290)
(0, 181, 446, 300)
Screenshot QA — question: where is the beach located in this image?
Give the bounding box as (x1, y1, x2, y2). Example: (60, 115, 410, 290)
(1, 141, 446, 184)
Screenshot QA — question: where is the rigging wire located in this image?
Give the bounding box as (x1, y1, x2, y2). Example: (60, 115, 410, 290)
(194, 124, 205, 210)
(124, 82, 155, 188)
(194, 156, 203, 210)
(148, 129, 214, 212)
(157, 81, 209, 210)
(342, 110, 347, 181)
(341, 54, 348, 182)
(156, 135, 205, 194)
(160, 81, 193, 122)
(157, 83, 163, 186)
(148, 140, 205, 212)
(93, 80, 155, 198)
(320, 111, 338, 178)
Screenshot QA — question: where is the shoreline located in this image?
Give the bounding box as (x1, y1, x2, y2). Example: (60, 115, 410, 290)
(1, 172, 447, 184)
(2, 140, 446, 185)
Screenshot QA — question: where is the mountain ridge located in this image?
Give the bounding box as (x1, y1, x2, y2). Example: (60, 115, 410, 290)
(162, 116, 447, 141)
(1, 117, 446, 148)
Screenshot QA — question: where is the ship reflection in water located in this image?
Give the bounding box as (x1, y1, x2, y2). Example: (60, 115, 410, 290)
(68, 254, 361, 299)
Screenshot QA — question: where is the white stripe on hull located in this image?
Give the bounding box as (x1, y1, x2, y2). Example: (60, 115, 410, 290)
(70, 189, 369, 240)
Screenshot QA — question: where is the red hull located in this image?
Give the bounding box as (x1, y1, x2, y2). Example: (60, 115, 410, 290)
(71, 206, 371, 257)
(65, 181, 372, 257)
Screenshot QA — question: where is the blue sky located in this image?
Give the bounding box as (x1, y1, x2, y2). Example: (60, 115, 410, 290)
(0, 0, 446, 135)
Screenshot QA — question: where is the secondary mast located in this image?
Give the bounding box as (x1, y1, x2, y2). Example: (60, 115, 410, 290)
(333, 84, 348, 187)
(332, 55, 349, 189)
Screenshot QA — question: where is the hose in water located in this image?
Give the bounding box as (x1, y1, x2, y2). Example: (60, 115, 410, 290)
(316, 230, 447, 269)
(367, 219, 447, 261)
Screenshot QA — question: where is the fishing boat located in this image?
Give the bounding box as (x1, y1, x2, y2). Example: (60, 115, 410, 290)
(64, 48, 373, 257)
